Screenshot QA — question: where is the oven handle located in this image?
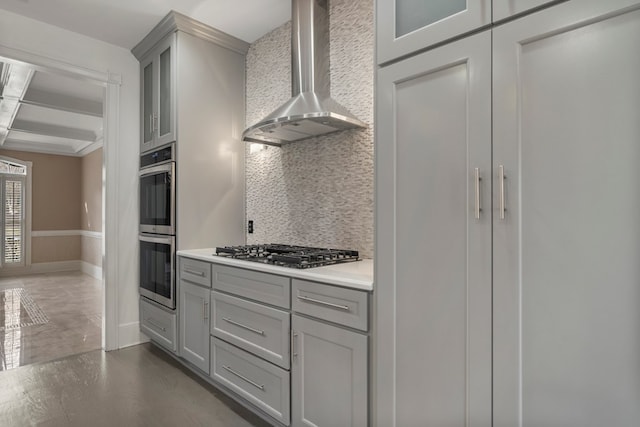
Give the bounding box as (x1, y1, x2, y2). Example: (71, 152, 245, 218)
(139, 234, 175, 245)
(139, 162, 174, 177)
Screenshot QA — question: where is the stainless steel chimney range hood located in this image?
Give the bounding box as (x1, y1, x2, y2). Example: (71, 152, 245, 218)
(243, 0, 366, 146)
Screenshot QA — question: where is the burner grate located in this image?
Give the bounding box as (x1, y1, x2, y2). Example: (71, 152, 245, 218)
(215, 244, 359, 269)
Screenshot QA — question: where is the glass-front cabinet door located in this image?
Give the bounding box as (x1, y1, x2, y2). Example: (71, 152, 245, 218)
(377, 0, 490, 64)
(139, 32, 176, 154)
(155, 33, 176, 147)
(140, 55, 155, 153)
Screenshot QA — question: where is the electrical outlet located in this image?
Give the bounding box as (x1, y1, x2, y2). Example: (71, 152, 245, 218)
(248, 220, 254, 234)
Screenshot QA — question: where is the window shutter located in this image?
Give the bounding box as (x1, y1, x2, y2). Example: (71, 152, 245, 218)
(4, 179, 23, 264)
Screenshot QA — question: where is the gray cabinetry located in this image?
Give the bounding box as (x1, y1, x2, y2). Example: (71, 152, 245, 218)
(376, 0, 640, 426)
(291, 314, 368, 427)
(376, 0, 490, 64)
(140, 297, 177, 352)
(133, 11, 248, 251)
(376, 30, 492, 426)
(492, 2, 640, 426)
(376, 0, 562, 65)
(139, 32, 176, 154)
(179, 280, 210, 373)
(212, 291, 291, 369)
(212, 337, 291, 425)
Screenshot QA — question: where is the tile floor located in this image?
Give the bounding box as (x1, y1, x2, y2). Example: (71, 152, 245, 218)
(0, 271, 102, 370)
(0, 343, 270, 426)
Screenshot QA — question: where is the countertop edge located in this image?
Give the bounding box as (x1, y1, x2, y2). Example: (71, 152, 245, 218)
(177, 249, 373, 292)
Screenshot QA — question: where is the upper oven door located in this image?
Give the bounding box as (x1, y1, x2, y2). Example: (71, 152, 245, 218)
(139, 162, 175, 235)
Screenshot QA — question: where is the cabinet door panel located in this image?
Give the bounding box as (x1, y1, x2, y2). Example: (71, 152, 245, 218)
(376, 31, 492, 426)
(377, 0, 490, 64)
(179, 281, 210, 373)
(493, 2, 640, 426)
(292, 315, 367, 427)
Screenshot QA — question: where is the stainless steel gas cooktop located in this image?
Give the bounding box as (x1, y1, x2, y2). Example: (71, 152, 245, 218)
(215, 244, 360, 269)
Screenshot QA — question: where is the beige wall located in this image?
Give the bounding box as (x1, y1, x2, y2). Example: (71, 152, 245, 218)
(81, 148, 103, 268)
(32, 236, 81, 263)
(81, 148, 102, 232)
(0, 148, 103, 267)
(0, 149, 81, 231)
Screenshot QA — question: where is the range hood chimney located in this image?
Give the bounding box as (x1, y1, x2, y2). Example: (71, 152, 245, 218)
(242, 0, 366, 146)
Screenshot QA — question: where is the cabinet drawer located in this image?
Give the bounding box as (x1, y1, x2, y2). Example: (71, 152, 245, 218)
(140, 298, 177, 352)
(212, 291, 290, 369)
(211, 337, 290, 425)
(292, 279, 369, 331)
(179, 257, 212, 287)
(212, 265, 290, 309)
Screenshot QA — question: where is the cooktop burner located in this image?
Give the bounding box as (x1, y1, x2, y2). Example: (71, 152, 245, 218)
(215, 244, 360, 269)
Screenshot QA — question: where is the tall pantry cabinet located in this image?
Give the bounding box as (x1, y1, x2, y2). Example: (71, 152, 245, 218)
(375, 1, 640, 426)
(132, 12, 247, 250)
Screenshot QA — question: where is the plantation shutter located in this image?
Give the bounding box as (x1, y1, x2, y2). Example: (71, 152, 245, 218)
(4, 178, 24, 264)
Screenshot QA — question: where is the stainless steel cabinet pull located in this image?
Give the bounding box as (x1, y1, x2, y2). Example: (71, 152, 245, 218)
(297, 295, 350, 311)
(474, 168, 482, 220)
(223, 317, 265, 335)
(499, 165, 506, 220)
(185, 269, 205, 277)
(146, 318, 166, 332)
(149, 114, 154, 135)
(292, 331, 298, 359)
(203, 301, 209, 321)
(222, 365, 265, 391)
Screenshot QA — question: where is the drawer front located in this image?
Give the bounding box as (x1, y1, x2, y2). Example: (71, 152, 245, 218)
(292, 279, 369, 331)
(179, 257, 212, 288)
(140, 298, 177, 352)
(211, 337, 290, 425)
(212, 265, 290, 309)
(212, 291, 290, 369)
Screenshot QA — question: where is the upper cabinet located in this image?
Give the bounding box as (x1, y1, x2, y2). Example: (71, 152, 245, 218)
(139, 33, 176, 154)
(376, 0, 490, 64)
(376, 0, 561, 65)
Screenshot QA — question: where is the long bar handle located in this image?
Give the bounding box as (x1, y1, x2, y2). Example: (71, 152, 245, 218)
(203, 301, 209, 320)
(297, 295, 350, 311)
(223, 317, 264, 336)
(149, 114, 154, 135)
(292, 331, 298, 360)
(184, 269, 205, 277)
(222, 365, 265, 391)
(474, 168, 482, 220)
(499, 165, 506, 220)
(145, 318, 166, 332)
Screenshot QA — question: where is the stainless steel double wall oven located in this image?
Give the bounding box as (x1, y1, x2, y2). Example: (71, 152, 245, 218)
(139, 144, 176, 309)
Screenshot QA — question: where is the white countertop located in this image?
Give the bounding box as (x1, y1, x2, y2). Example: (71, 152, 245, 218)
(177, 248, 373, 291)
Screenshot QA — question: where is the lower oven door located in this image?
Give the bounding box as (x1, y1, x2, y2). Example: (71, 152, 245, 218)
(139, 234, 175, 309)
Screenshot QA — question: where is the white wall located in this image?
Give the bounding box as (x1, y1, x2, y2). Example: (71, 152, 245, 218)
(0, 10, 143, 348)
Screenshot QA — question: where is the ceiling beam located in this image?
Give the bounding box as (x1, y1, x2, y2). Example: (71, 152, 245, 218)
(11, 118, 97, 142)
(0, 62, 34, 146)
(22, 88, 103, 117)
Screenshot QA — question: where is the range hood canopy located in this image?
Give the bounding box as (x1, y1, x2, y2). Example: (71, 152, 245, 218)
(243, 0, 366, 146)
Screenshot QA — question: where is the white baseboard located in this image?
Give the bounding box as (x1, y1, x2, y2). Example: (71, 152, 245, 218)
(81, 261, 103, 280)
(0, 260, 81, 277)
(118, 321, 149, 349)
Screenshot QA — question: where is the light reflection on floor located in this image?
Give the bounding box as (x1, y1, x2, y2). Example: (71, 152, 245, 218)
(0, 272, 102, 370)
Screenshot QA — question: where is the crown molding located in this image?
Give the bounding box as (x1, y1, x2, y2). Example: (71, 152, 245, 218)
(131, 10, 250, 60)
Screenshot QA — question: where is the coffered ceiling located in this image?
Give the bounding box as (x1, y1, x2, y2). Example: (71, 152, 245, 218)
(0, 59, 104, 157)
(0, 1, 292, 157)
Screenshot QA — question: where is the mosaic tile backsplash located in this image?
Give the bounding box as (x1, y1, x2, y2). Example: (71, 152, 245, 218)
(245, 0, 374, 258)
